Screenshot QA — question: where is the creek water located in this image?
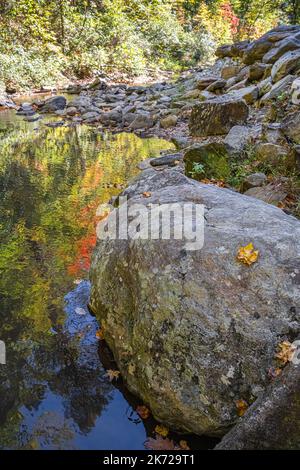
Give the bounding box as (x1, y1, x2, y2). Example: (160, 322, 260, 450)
(0, 106, 218, 450)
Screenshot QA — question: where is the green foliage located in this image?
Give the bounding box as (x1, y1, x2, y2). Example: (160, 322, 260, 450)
(190, 162, 205, 178)
(0, 1, 299, 91)
(0, 46, 67, 90)
(0, 0, 207, 90)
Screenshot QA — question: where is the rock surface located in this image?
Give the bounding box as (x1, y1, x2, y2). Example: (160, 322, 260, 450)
(90, 168, 300, 436)
(216, 361, 300, 449)
(0, 92, 15, 109)
(271, 50, 300, 82)
(281, 112, 300, 144)
(224, 125, 254, 152)
(40, 95, 67, 112)
(189, 97, 249, 137)
(242, 172, 267, 191)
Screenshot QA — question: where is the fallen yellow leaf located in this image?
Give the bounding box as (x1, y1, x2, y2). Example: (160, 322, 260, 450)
(97, 209, 110, 222)
(96, 329, 104, 340)
(275, 341, 296, 365)
(236, 399, 248, 417)
(142, 191, 151, 198)
(201, 178, 226, 187)
(237, 242, 259, 266)
(105, 369, 121, 382)
(155, 424, 169, 437)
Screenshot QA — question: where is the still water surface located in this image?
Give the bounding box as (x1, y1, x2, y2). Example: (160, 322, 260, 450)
(0, 108, 217, 450)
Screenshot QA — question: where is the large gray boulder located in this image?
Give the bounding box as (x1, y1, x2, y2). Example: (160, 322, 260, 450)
(248, 63, 268, 81)
(215, 40, 250, 59)
(129, 112, 154, 130)
(224, 125, 255, 152)
(271, 50, 300, 82)
(196, 76, 219, 90)
(262, 37, 300, 64)
(40, 95, 67, 113)
(90, 168, 300, 437)
(227, 85, 259, 105)
(217, 26, 300, 64)
(243, 38, 273, 65)
(260, 75, 294, 103)
(221, 65, 242, 80)
(189, 97, 249, 137)
(243, 25, 300, 65)
(281, 111, 300, 144)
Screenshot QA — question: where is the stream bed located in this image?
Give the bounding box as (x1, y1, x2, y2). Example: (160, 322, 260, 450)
(0, 106, 218, 450)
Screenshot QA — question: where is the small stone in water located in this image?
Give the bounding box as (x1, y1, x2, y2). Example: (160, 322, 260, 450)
(75, 307, 86, 316)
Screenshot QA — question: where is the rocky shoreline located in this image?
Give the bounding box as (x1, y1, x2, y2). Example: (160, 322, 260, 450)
(5, 24, 300, 449)
(10, 24, 300, 218)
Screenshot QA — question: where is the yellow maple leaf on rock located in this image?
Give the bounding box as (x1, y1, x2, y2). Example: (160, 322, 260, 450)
(155, 424, 169, 437)
(275, 341, 296, 365)
(237, 242, 259, 266)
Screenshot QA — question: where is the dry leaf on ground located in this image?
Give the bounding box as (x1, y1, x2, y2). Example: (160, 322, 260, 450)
(136, 405, 151, 420)
(275, 341, 296, 365)
(201, 178, 226, 187)
(105, 369, 121, 382)
(96, 329, 104, 340)
(155, 424, 169, 437)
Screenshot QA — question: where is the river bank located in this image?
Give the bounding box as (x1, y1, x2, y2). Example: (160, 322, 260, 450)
(6, 28, 300, 218)
(1, 24, 300, 450)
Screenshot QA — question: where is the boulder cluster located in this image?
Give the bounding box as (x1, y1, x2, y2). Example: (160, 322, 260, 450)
(90, 26, 300, 444)
(186, 24, 300, 207)
(14, 26, 300, 211)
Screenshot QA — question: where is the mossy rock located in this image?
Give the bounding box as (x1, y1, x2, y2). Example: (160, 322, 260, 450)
(255, 142, 297, 172)
(184, 142, 231, 180)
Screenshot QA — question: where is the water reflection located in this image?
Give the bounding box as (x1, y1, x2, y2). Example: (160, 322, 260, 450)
(0, 116, 174, 449)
